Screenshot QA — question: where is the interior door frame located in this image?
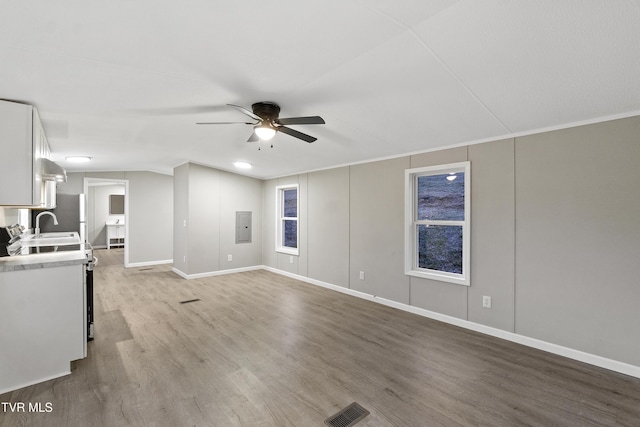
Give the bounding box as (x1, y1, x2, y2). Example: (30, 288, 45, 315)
(83, 177, 130, 267)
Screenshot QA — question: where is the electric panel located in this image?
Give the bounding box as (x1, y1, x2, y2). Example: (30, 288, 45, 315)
(236, 211, 252, 244)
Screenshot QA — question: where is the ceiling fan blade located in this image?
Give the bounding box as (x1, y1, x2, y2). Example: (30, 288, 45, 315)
(196, 121, 256, 125)
(123, 105, 230, 116)
(247, 131, 259, 142)
(277, 116, 325, 125)
(228, 104, 263, 121)
(278, 126, 317, 143)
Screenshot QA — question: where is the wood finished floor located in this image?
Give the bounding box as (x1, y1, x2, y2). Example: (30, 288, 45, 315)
(2, 249, 640, 426)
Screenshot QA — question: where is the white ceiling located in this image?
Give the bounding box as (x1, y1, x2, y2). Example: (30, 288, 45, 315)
(2, 1, 640, 179)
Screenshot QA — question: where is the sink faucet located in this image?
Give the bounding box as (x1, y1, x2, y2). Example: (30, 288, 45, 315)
(35, 211, 59, 237)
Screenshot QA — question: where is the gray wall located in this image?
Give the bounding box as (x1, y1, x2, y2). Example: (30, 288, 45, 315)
(126, 171, 173, 264)
(219, 169, 263, 270)
(61, 171, 173, 265)
(173, 163, 262, 276)
(514, 118, 640, 364)
(468, 139, 515, 332)
(173, 164, 189, 273)
(350, 158, 410, 302)
(262, 115, 640, 367)
(308, 167, 350, 288)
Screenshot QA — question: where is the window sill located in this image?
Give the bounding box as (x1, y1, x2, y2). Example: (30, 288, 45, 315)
(276, 247, 299, 256)
(405, 269, 469, 286)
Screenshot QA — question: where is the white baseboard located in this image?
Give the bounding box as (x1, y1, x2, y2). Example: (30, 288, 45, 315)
(172, 265, 262, 280)
(126, 259, 173, 268)
(261, 265, 640, 379)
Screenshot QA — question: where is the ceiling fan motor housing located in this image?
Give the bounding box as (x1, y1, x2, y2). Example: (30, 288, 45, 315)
(252, 102, 280, 122)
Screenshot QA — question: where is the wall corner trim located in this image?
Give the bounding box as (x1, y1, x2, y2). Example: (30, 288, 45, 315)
(261, 266, 640, 380)
(171, 265, 262, 280)
(126, 259, 173, 268)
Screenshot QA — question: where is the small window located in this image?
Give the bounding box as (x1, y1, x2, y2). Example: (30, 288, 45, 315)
(276, 184, 299, 255)
(405, 162, 470, 286)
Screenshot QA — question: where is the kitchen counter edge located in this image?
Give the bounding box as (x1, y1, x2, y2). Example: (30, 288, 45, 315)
(0, 250, 90, 272)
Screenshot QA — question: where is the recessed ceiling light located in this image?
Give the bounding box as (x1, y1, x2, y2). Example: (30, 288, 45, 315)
(233, 161, 252, 169)
(65, 156, 92, 163)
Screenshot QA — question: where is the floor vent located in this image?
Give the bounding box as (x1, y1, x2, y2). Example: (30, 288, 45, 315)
(179, 298, 201, 304)
(324, 402, 370, 427)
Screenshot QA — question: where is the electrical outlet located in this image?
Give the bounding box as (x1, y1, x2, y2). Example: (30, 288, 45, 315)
(482, 296, 492, 308)
(227, 254, 232, 262)
(359, 271, 365, 280)
(183, 220, 187, 227)
(289, 256, 294, 264)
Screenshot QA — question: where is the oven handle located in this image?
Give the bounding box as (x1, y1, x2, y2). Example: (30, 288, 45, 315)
(86, 260, 95, 341)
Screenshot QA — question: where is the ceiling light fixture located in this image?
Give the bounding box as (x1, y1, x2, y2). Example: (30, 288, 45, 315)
(65, 156, 92, 163)
(254, 125, 276, 141)
(233, 161, 252, 169)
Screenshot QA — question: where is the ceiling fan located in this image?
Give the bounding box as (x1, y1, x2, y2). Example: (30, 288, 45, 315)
(197, 102, 325, 144)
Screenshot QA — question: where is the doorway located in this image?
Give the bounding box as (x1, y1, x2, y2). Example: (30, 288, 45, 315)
(83, 177, 130, 267)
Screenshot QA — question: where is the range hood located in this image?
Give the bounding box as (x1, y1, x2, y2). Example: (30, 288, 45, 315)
(35, 158, 67, 209)
(39, 158, 67, 182)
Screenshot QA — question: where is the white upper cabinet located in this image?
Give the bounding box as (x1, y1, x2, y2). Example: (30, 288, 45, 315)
(0, 100, 57, 209)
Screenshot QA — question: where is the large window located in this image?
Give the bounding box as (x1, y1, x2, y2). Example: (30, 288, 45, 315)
(405, 162, 470, 286)
(276, 184, 299, 255)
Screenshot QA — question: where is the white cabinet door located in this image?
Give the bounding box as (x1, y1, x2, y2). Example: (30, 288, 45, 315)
(0, 101, 33, 206)
(0, 264, 85, 394)
(107, 224, 125, 248)
(0, 100, 53, 208)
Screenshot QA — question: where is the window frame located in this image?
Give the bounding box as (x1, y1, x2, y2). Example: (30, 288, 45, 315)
(404, 161, 471, 286)
(275, 184, 299, 256)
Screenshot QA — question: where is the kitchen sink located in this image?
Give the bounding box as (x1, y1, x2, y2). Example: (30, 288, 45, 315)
(21, 232, 81, 246)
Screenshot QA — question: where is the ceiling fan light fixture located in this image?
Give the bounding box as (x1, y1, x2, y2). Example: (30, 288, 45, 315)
(255, 125, 276, 141)
(198, 103, 324, 143)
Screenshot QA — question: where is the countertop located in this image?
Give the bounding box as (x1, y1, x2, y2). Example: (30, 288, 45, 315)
(0, 245, 91, 272)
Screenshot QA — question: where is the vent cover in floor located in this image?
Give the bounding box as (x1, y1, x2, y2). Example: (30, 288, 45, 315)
(324, 402, 370, 427)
